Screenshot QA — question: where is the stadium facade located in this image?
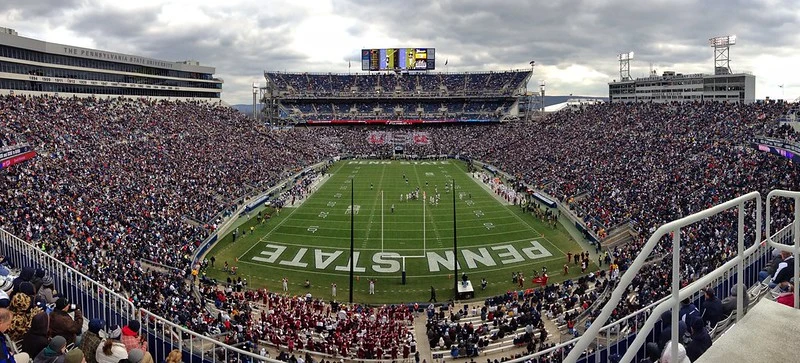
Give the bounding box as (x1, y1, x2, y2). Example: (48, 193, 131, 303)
(608, 71, 755, 103)
(0, 27, 222, 99)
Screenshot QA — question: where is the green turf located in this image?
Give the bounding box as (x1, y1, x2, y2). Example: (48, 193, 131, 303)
(205, 159, 584, 304)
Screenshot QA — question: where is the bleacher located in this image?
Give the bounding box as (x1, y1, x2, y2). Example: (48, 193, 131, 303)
(427, 306, 551, 360)
(264, 70, 531, 123)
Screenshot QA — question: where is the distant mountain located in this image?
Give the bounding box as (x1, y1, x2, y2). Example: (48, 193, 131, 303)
(229, 95, 608, 115)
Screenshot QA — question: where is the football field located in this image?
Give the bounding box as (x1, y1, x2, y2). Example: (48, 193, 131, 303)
(206, 159, 583, 303)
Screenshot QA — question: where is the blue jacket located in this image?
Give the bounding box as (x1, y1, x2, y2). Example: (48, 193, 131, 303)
(0, 334, 16, 363)
(702, 297, 723, 327)
(679, 303, 701, 327)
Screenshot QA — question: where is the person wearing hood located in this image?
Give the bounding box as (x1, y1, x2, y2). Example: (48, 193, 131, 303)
(79, 320, 104, 363)
(21, 311, 49, 358)
(120, 321, 147, 353)
(660, 340, 690, 363)
(35, 277, 58, 306)
(95, 325, 127, 363)
(30, 270, 45, 294)
(685, 317, 712, 361)
(48, 299, 82, 346)
(8, 293, 42, 342)
(658, 311, 688, 352)
(32, 336, 66, 363)
(12, 267, 35, 294)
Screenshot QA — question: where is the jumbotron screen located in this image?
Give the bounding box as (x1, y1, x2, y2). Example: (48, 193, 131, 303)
(361, 48, 435, 71)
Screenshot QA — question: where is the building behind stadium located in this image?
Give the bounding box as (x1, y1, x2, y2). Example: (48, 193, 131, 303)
(608, 71, 755, 104)
(0, 27, 222, 100)
(608, 36, 756, 104)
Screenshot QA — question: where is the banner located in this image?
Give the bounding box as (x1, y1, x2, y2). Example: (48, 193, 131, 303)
(366, 132, 431, 145)
(0, 150, 36, 169)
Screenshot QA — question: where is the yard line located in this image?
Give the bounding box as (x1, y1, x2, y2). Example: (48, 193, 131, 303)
(361, 163, 387, 248)
(412, 163, 443, 247)
(237, 206, 302, 260)
(236, 164, 342, 261)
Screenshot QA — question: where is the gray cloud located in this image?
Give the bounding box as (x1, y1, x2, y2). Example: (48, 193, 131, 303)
(2, 0, 800, 102)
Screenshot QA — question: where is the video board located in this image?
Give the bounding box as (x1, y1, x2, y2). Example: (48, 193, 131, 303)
(361, 48, 435, 71)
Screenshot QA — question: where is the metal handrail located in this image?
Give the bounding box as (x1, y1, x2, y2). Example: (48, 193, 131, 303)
(765, 190, 800, 309)
(139, 308, 278, 363)
(565, 191, 762, 362)
(0, 228, 138, 325)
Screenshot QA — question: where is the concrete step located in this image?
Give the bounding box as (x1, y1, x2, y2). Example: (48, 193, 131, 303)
(696, 299, 800, 362)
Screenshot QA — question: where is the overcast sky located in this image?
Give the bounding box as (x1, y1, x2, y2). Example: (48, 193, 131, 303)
(3, 0, 800, 104)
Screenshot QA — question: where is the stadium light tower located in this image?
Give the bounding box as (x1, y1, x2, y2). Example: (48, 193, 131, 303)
(618, 51, 634, 81)
(539, 80, 546, 118)
(710, 35, 736, 75)
(252, 82, 259, 120)
(526, 60, 536, 122)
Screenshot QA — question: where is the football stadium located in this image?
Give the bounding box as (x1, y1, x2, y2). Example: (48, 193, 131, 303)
(0, 9, 799, 363)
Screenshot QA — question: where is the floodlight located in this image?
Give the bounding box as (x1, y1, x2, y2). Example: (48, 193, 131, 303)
(709, 35, 736, 47)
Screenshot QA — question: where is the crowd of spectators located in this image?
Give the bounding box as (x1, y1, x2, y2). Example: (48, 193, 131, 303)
(1, 94, 799, 361)
(0, 269, 152, 363)
(283, 100, 514, 122)
(265, 71, 529, 96)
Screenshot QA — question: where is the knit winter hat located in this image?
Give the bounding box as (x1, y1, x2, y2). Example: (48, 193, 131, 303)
(128, 349, 145, 363)
(48, 336, 67, 352)
(88, 319, 105, 334)
(41, 276, 54, 286)
(64, 348, 84, 363)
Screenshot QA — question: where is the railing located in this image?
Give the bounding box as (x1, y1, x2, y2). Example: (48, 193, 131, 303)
(0, 228, 138, 329)
(1, 185, 793, 363)
(139, 308, 278, 363)
(765, 190, 800, 309)
(565, 191, 764, 362)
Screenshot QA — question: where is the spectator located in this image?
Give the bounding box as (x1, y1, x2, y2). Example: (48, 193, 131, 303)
(120, 321, 147, 353)
(0, 308, 30, 363)
(32, 336, 66, 363)
(12, 268, 34, 296)
(63, 349, 83, 363)
(8, 293, 41, 342)
(685, 318, 712, 361)
(79, 320, 104, 363)
(701, 288, 723, 327)
(125, 350, 144, 363)
(768, 250, 795, 289)
(48, 299, 82, 346)
(165, 350, 182, 363)
(721, 284, 748, 316)
(20, 312, 49, 358)
(35, 277, 58, 306)
(95, 325, 126, 363)
(660, 340, 690, 363)
(678, 298, 701, 327)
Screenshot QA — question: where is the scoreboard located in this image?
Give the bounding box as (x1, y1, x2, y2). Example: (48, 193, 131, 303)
(361, 48, 435, 71)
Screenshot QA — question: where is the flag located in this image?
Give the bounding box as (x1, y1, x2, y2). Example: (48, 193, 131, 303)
(445, 59, 448, 66)
(348, 60, 351, 69)
(532, 274, 548, 286)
